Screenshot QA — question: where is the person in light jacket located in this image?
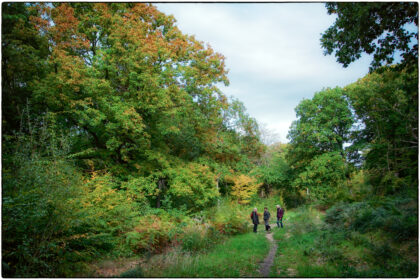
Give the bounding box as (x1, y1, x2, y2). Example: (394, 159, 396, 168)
(250, 208, 259, 233)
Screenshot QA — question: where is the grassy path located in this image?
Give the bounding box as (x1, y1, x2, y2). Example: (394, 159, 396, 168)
(258, 226, 278, 277)
(269, 207, 343, 277)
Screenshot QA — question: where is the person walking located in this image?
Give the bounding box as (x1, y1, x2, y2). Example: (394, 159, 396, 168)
(250, 208, 259, 233)
(276, 205, 284, 228)
(263, 207, 271, 231)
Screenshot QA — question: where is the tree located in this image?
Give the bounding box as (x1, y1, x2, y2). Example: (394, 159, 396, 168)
(28, 3, 230, 171)
(2, 3, 267, 277)
(253, 143, 291, 196)
(293, 151, 348, 204)
(226, 174, 262, 205)
(344, 66, 418, 192)
(166, 162, 220, 210)
(321, 2, 418, 71)
(2, 3, 49, 134)
(286, 88, 353, 204)
(287, 87, 354, 173)
(258, 122, 280, 146)
(3, 2, 265, 211)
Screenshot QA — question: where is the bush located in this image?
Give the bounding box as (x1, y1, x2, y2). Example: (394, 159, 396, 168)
(130, 215, 177, 253)
(386, 214, 417, 242)
(2, 127, 86, 276)
(325, 196, 417, 240)
(211, 202, 249, 235)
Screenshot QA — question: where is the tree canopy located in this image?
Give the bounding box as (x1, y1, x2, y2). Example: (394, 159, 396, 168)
(321, 2, 418, 71)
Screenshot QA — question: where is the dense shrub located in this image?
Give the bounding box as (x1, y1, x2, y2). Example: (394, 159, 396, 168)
(325, 196, 417, 239)
(211, 202, 249, 235)
(130, 215, 177, 253)
(2, 118, 89, 277)
(167, 163, 220, 210)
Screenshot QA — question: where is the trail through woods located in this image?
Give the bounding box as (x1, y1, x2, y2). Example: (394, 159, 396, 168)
(259, 224, 278, 277)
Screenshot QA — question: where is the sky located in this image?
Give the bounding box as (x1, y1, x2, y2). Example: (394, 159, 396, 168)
(155, 3, 373, 144)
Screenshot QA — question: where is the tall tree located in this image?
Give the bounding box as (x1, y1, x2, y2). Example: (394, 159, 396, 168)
(29, 3, 230, 171)
(345, 66, 418, 191)
(2, 3, 49, 134)
(286, 88, 353, 203)
(321, 2, 418, 71)
(17, 3, 264, 209)
(287, 88, 354, 172)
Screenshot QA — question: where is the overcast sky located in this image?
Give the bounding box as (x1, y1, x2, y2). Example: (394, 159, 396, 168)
(155, 3, 372, 143)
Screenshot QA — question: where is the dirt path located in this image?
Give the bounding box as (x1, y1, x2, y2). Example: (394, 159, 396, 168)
(92, 259, 142, 277)
(259, 225, 278, 277)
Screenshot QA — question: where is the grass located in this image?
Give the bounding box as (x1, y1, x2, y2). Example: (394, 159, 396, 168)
(95, 195, 417, 278)
(140, 231, 270, 277)
(270, 205, 418, 277)
(270, 206, 337, 277)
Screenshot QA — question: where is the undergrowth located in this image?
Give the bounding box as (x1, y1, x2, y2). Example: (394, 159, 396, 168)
(140, 231, 269, 277)
(271, 199, 418, 278)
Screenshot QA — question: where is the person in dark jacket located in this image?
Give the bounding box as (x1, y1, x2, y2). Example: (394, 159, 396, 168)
(250, 208, 259, 233)
(276, 205, 284, 228)
(263, 207, 271, 231)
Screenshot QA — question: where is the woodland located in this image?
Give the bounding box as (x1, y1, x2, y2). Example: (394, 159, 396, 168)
(2, 2, 418, 277)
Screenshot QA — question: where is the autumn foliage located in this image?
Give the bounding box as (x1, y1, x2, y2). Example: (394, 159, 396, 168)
(2, 3, 264, 277)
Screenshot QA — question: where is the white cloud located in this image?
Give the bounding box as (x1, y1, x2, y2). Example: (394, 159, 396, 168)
(155, 3, 371, 143)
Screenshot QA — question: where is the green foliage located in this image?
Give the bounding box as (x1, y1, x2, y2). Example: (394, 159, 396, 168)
(179, 224, 223, 252)
(286, 88, 353, 205)
(293, 152, 349, 205)
(75, 172, 140, 257)
(287, 87, 353, 171)
(213, 211, 249, 236)
(271, 205, 418, 278)
(129, 214, 177, 253)
(345, 66, 418, 193)
(2, 118, 84, 277)
(321, 2, 418, 71)
(3, 112, 138, 276)
(2, 4, 268, 276)
(2, 3, 49, 133)
(253, 143, 292, 196)
(325, 196, 417, 241)
(281, 190, 306, 209)
(3, 2, 418, 278)
(346, 170, 373, 201)
(180, 230, 208, 252)
(122, 175, 158, 209)
(167, 162, 219, 210)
